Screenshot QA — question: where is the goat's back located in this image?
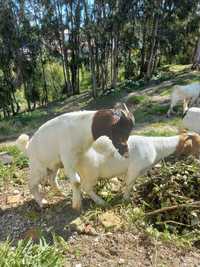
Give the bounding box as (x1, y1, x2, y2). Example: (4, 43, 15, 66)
(183, 107, 200, 133)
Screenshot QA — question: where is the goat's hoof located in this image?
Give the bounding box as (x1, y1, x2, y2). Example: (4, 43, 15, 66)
(72, 202, 82, 212)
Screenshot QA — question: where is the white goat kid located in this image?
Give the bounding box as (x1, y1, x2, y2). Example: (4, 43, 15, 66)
(182, 107, 200, 133)
(76, 132, 200, 206)
(167, 82, 200, 117)
(16, 107, 134, 209)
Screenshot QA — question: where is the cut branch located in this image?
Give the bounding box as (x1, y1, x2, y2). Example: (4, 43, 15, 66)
(145, 201, 200, 217)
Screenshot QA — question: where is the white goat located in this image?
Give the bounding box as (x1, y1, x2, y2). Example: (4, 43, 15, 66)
(75, 132, 200, 206)
(183, 107, 200, 133)
(16, 107, 134, 209)
(167, 82, 200, 117)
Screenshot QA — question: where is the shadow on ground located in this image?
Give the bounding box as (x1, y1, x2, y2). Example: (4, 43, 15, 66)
(0, 195, 92, 245)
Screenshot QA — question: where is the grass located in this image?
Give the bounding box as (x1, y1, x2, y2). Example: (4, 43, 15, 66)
(0, 145, 28, 188)
(0, 109, 48, 138)
(0, 238, 66, 266)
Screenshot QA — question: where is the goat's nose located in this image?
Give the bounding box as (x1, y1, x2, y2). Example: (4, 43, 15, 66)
(123, 151, 129, 158)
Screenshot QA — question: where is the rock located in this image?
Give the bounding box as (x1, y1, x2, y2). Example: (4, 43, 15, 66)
(0, 152, 13, 165)
(99, 211, 122, 230)
(69, 218, 97, 235)
(6, 194, 22, 204)
(84, 224, 97, 236)
(69, 218, 85, 233)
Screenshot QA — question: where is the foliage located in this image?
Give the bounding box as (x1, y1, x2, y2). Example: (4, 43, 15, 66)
(0, 1, 199, 117)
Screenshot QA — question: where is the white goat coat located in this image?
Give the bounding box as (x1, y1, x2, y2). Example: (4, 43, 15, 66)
(167, 82, 200, 115)
(78, 135, 180, 199)
(183, 107, 200, 133)
(173, 83, 200, 99)
(27, 111, 94, 173)
(17, 110, 96, 208)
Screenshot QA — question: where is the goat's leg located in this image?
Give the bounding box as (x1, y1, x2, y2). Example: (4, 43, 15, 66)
(167, 103, 175, 117)
(123, 171, 139, 200)
(189, 97, 198, 107)
(71, 181, 82, 211)
(183, 99, 189, 114)
(48, 169, 66, 196)
(88, 191, 107, 206)
(82, 184, 107, 206)
(167, 93, 180, 117)
(60, 154, 82, 210)
(29, 165, 48, 208)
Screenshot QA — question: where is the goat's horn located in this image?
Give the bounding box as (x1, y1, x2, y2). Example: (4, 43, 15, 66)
(123, 103, 129, 113)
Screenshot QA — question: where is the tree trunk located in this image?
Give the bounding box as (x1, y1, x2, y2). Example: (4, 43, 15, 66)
(111, 34, 119, 88)
(139, 16, 148, 78)
(191, 38, 200, 70)
(83, 0, 97, 98)
(145, 14, 159, 80)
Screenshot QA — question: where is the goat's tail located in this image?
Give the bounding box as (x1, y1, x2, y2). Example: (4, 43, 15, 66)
(16, 134, 29, 155)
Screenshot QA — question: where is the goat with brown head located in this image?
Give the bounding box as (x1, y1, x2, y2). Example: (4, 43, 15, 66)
(92, 103, 135, 157)
(176, 131, 200, 159)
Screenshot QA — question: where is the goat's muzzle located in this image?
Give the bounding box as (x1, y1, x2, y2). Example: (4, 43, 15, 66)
(113, 141, 129, 158)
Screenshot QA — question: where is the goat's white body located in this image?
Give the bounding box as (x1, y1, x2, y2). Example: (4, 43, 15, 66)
(17, 111, 95, 208)
(167, 83, 200, 116)
(27, 111, 94, 171)
(77, 135, 179, 205)
(183, 107, 200, 133)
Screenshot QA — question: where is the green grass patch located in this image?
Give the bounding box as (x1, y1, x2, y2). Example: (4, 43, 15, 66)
(127, 95, 148, 105)
(0, 109, 48, 137)
(0, 238, 65, 266)
(0, 145, 28, 187)
(134, 102, 169, 123)
(137, 128, 177, 137)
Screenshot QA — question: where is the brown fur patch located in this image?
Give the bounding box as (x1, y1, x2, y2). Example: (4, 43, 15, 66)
(176, 133, 200, 158)
(92, 109, 134, 156)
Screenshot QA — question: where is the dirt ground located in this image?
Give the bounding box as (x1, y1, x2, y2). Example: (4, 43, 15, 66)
(0, 179, 200, 267)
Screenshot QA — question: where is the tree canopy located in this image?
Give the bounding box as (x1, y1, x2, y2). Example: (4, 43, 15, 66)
(0, 0, 200, 117)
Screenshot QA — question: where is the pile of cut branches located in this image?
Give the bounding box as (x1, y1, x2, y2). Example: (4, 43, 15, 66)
(135, 156, 200, 234)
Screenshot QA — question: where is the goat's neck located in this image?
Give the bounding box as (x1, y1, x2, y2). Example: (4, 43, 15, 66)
(153, 136, 180, 162)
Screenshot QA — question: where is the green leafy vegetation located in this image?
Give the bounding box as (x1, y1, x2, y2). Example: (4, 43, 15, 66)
(0, 1, 200, 118)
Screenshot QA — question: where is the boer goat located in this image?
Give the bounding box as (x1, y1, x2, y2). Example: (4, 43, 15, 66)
(167, 82, 200, 117)
(16, 105, 135, 209)
(74, 132, 200, 207)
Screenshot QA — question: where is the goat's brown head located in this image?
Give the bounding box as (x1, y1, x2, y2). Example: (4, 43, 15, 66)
(176, 131, 200, 159)
(92, 103, 135, 157)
